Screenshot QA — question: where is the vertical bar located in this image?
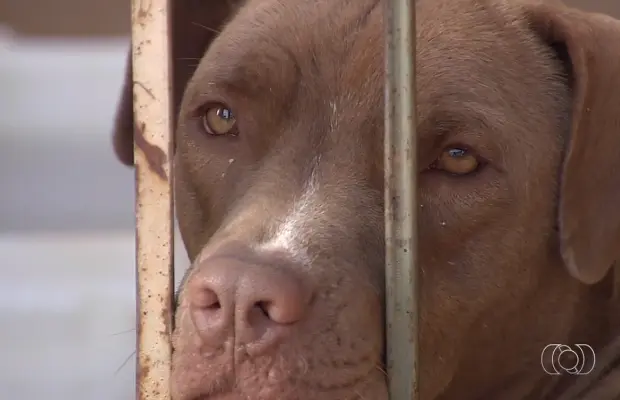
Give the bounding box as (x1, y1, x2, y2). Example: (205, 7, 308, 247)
(384, 0, 419, 399)
(131, 1, 174, 399)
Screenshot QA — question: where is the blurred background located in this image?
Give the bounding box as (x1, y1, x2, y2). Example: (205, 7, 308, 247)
(0, 1, 188, 399)
(0, 0, 618, 399)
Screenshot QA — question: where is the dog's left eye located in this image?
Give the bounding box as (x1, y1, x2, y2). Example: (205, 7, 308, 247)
(201, 104, 237, 136)
(432, 147, 480, 175)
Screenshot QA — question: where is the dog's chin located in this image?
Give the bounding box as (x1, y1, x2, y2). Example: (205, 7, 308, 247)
(191, 380, 388, 400)
(188, 380, 388, 400)
(170, 342, 388, 400)
(175, 370, 388, 400)
(172, 359, 388, 400)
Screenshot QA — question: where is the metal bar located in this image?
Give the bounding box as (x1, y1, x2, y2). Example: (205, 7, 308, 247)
(384, 0, 419, 399)
(131, 0, 175, 399)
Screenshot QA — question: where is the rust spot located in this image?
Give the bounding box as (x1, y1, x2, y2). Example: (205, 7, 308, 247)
(135, 122, 168, 181)
(161, 295, 172, 335)
(134, 81, 156, 100)
(136, 309, 142, 338)
(136, 0, 152, 23)
(138, 357, 151, 382)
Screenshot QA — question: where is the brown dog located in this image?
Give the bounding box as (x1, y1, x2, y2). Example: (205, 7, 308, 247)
(112, 0, 620, 399)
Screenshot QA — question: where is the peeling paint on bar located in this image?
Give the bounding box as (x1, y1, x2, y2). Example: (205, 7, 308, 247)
(384, 0, 420, 399)
(131, 1, 174, 400)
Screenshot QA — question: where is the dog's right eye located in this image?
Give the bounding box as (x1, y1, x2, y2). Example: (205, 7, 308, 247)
(431, 146, 482, 176)
(201, 104, 238, 136)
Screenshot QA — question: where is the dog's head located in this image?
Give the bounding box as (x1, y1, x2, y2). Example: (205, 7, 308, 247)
(113, 0, 620, 398)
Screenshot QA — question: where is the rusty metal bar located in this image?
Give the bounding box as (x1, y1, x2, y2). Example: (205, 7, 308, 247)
(384, 0, 419, 399)
(131, 0, 175, 399)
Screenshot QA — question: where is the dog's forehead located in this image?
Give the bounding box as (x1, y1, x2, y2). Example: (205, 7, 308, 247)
(203, 0, 385, 100)
(207, 0, 526, 93)
(195, 0, 558, 149)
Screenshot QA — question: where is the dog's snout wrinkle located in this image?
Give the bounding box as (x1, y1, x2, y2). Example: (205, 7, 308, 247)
(187, 253, 313, 357)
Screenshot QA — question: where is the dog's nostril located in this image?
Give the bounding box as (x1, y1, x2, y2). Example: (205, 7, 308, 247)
(251, 300, 301, 324)
(187, 284, 232, 346)
(256, 301, 271, 318)
(250, 285, 310, 325)
(192, 287, 221, 309)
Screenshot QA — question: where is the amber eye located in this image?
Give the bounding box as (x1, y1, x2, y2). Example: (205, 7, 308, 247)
(201, 105, 237, 136)
(434, 147, 480, 175)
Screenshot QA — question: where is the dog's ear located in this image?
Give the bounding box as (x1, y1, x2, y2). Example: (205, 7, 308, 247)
(112, 0, 241, 166)
(526, 3, 620, 284)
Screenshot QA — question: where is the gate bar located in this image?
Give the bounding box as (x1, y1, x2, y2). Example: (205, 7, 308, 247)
(131, 0, 175, 399)
(384, 0, 419, 399)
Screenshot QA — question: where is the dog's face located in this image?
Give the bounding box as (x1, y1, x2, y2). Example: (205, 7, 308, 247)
(114, 0, 620, 399)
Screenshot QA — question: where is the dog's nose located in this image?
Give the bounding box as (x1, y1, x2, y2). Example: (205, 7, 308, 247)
(187, 254, 311, 354)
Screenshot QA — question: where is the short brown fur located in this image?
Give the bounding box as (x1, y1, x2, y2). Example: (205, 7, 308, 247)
(113, 0, 620, 399)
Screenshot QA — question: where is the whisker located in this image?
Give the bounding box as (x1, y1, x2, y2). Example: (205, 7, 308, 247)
(192, 22, 221, 35)
(109, 328, 136, 337)
(114, 350, 136, 376)
(374, 364, 388, 377)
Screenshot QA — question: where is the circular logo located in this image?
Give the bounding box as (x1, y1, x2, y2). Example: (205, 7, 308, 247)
(540, 344, 596, 376)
